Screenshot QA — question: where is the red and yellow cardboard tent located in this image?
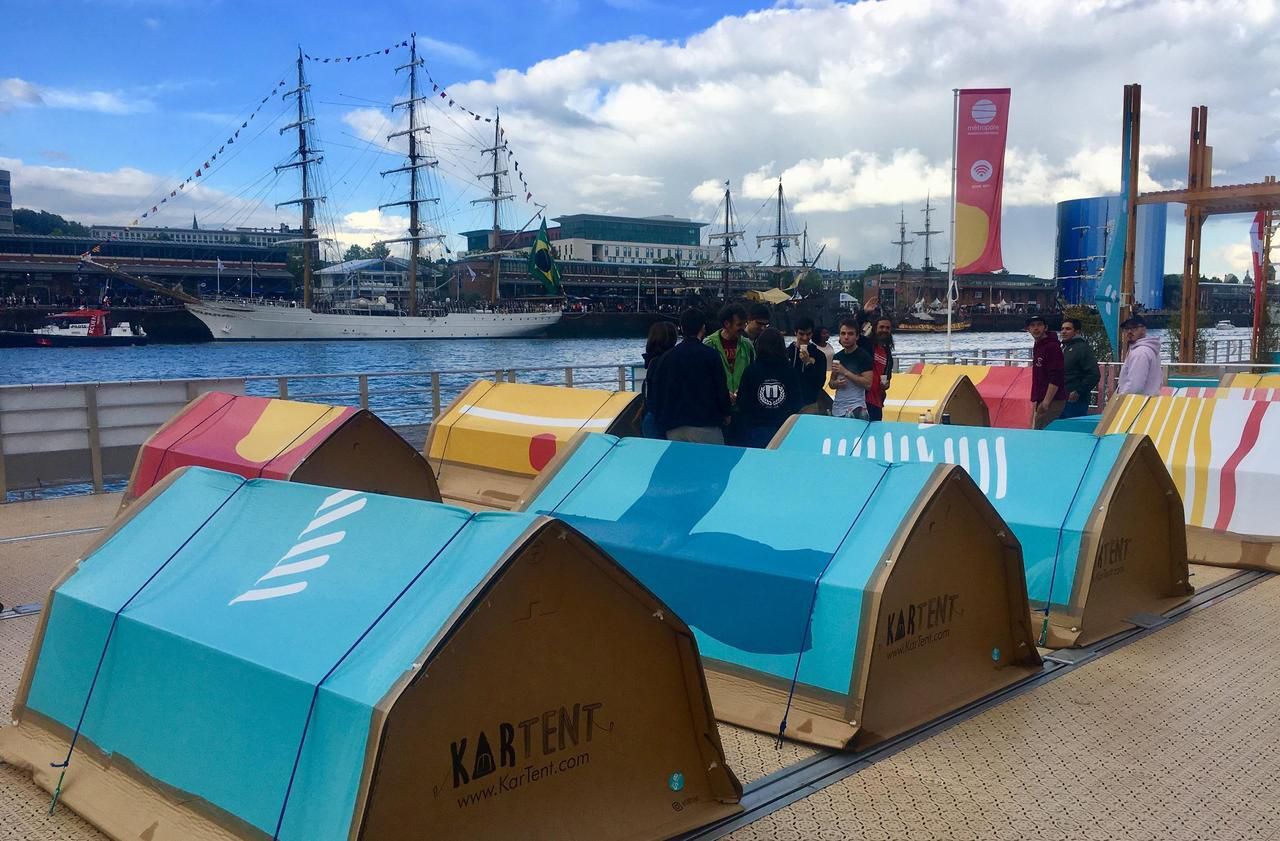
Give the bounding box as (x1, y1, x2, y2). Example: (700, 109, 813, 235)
(910, 364, 1035, 428)
(2, 467, 742, 840)
(425, 380, 643, 509)
(124, 391, 440, 508)
(1220, 372, 1280, 389)
(1099, 393, 1280, 571)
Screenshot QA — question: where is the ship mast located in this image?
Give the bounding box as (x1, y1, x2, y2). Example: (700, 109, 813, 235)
(706, 180, 744, 299)
(380, 34, 442, 316)
(276, 48, 326, 310)
(472, 109, 513, 302)
(892, 207, 914, 308)
(756, 180, 800, 269)
(913, 194, 942, 271)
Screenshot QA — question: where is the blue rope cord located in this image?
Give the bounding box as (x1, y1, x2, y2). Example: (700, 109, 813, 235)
(270, 511, 477, 839)
(776, 452, 889, 747)
(1040, 434, 1106, 645)
(48, 477, 249, 814)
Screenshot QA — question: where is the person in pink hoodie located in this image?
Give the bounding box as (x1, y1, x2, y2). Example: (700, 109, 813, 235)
(1118, 315, 1165, 396)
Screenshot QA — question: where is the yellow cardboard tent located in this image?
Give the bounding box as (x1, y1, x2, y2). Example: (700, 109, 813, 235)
(425, 380, 642, 509)
(880, 371, 991, 425)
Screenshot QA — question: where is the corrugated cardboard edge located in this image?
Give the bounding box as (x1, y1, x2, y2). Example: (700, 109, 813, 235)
(301, 408, 443, 503)
(845, 464, 1041, 750)
(1187, 525, 1280, 571)
(1048, 435, 1192, 648)
(349, 516, 742, 841)
(120, 391, 229, 510)
(512, 429, 606, 513)
(943, 375, 992, 427)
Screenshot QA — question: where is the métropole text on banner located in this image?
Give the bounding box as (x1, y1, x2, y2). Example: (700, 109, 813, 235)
(528, 218, 562, 294)
(953, 89, 1010, 274)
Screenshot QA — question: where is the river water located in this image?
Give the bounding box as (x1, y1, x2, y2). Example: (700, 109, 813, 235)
(3, 331, 1049, 387)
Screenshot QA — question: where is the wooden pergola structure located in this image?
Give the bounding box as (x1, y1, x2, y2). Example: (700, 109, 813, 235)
(1133, 104, 1280, 362)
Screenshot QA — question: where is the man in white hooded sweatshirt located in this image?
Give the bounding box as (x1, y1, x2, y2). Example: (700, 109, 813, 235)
(1117, 315, 1164, 396)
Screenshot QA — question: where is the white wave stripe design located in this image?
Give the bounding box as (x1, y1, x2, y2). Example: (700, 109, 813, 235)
(455, 403, 612, 429)
(229, 492, 367, 605)
(817, 433, 1008, 499)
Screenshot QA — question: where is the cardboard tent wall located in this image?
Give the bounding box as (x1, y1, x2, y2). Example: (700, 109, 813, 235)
(1099, 394, 1280, 571)
(1220, 372, 1280, 389)
(1, 468, 741, 841)
(880, 371, 990, 425)
(521, 435, 1041, 750)
(425, 380, 643, 510)
(771, 416, 1192, 648)
(1167, 385, 1280, 401)
(911, 364, 1035, 428)
(124, 391, 440, 507)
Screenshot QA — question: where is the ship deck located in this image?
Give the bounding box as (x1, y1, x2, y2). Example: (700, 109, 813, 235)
(2, 494, 1279, 840)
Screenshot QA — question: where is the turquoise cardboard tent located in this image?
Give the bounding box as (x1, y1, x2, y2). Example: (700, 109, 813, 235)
(522, 435, 1041, 749)
(1, 467, 741, 841)
(771, 416, 1192, 646)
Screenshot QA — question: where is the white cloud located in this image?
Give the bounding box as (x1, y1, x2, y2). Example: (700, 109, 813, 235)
(412, 0, 1279, 277)
(417, 36, 484, 69)
(144, 16, 161, 29)
(0, 77, 148, 115)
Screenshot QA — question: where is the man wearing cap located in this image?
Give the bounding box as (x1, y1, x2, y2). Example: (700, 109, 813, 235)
(1027, 315, 1066, 429)
(1117, 315, 1164, 396)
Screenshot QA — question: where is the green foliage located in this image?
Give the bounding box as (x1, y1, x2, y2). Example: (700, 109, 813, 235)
(343, 244, 370, 261)
(798, 270, 824, 294)
(369, 241, 391, 259)
(863, 263, 888, 276)
(1063, 305, 1114, 363)
(14, 208, 91, 237)
(1165, 310, 1207, 363)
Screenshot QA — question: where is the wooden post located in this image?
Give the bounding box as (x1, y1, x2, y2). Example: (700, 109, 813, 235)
(1180, 106, 1208, 363)
(85, 385, 103, 494)
(1120, 84, 1141, 330)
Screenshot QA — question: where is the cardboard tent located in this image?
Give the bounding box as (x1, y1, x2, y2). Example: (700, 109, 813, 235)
(1099, 394, 1280, 571)
(425, 379, 643, 510)
(771, 416, 1192, 648)
(1220, 372, 1280, 389)
(124, 391, 440, 507)
(1, 467, 741, 841)
(911, 363, 1035, 428)
(880, 371, 990, 425)
(521, 435, 1041, 750)
(1167, 385, 1280, 400)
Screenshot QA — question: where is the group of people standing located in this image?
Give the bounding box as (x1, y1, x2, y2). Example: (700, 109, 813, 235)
(641, 303, 896, 447)
(1027, 313, 1165, 428)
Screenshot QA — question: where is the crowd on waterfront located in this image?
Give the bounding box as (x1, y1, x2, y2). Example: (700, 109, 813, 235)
(642, 304, 1165, 444)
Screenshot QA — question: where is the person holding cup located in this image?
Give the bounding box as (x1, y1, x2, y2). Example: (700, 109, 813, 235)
(829, 316, 874, 420)
(858, 314, 895, 421)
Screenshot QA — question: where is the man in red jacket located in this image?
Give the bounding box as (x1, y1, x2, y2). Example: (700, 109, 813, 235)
(1027, 314, 1066, 429)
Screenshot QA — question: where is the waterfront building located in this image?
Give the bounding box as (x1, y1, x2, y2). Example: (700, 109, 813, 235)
(460, 213, 714, 266)
(1055, 196, 1166, 310)
(90, 218, 300, 248)
(864, 269, 1058, 315)
(0, 170, 13, 234)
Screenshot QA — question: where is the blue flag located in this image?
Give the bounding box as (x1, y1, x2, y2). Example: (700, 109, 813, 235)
(1095, 106, 1134, 358)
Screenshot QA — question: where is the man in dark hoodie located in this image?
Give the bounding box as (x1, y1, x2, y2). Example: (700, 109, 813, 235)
(786, 315, 829, 413)
(649, 308, 733, 444)
(1059, 318, 1100, 418)
(1027, 314, 1066, 429)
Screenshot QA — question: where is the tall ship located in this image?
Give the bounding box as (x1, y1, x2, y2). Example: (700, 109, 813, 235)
(94, 38, 561, 342)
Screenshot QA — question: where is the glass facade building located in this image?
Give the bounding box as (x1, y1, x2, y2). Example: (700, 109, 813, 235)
(1055, 196, 1166, 310)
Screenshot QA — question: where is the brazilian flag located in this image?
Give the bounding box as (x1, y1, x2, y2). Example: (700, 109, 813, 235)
(528, 218, 562, 295)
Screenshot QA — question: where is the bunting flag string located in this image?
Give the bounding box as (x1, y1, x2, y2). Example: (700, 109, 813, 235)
(79, 76, 292, 259)
(422, 67, 540, 204)
(304, 40, 409, 63)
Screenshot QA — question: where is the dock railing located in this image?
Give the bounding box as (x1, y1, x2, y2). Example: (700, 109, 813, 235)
(0, 336, 1266, 500)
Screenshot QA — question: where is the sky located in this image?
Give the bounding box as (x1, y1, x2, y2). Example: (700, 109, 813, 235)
(2, 0, 1279, 279)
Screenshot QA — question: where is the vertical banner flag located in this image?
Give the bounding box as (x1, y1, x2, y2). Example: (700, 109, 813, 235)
(954, 89, 1011, 274)
(528, 218, 562, 294)
(1095, 92, 1136, 357)
(1251, 210, 1266, 342)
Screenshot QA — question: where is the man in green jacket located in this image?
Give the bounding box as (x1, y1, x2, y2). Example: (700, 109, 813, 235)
(705, 303, 756, 397)
(1060, 318, 1100, 419)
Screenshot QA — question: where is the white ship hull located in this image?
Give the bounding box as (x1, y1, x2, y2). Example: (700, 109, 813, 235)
(186, 301, 562, 341)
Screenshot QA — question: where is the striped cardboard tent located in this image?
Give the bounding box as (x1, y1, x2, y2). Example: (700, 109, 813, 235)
(425, 380, 642, 510)
(1, 467, 741, 841)
(124, 391, 439, 507)
(910, 363, 1035, 428)
(1165, 385, 1280, 400)
(1219, 372, 1280, 389)
(1099, 393, 1280, 571)
(878, 371, 990, 425)
(771, 416, 1192, 648)
(521, 435, 1041, 749)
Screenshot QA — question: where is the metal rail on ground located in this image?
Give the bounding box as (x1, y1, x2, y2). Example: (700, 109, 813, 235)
(678, 567, 1273, 840)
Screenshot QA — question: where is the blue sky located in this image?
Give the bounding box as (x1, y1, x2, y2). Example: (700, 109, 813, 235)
(3, 0, 1278, 277)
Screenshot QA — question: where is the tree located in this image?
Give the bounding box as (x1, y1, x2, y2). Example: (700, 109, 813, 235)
(864, 263, 888, 275)
(13, 208, 91, 237)
(369, 241, 391, 259)
(343, 244, 369, 262)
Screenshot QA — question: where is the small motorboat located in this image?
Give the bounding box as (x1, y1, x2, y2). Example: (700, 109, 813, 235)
(0, 309, 148, 347)
(1215, 320, 1235, 330)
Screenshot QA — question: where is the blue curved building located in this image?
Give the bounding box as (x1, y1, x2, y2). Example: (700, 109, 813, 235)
(1056, 196, 1166, 310)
